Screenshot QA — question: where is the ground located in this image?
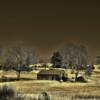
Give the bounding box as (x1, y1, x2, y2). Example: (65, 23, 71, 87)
(0, 69, 100, 99)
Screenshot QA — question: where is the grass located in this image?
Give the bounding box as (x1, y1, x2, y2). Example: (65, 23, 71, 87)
(0, 85, 100, 100)
(0, 69, 100, 99)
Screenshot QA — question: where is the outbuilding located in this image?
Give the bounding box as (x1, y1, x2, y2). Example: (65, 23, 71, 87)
(37, 69, 67, 81)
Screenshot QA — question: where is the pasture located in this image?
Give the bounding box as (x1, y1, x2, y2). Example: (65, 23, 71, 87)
(0, 69, 100, 100)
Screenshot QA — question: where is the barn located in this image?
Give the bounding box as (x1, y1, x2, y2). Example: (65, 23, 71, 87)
(37, 69, 67, 81)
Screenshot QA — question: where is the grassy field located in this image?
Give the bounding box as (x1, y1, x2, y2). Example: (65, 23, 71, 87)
(0, 70, 100, 100)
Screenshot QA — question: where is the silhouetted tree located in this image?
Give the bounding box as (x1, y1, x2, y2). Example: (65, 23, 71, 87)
(51, 51, 63, 68)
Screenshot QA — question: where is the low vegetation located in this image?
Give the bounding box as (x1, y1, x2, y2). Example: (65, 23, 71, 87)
(0, 84, 100, 100)
(0, 70, 100, 100)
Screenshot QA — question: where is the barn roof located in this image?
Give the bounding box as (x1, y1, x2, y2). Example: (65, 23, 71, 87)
(37, 69, 65, 75)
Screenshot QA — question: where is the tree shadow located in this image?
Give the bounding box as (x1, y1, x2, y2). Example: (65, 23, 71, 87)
(0, 77, 34, 82)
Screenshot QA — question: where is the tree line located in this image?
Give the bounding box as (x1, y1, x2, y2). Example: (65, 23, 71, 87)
(0, 45, 38, 80)
(51, 44, 94, 81)
(0, 43, 94, 80)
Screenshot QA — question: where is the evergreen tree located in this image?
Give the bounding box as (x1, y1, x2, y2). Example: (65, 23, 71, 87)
(51, 51, 62, 68)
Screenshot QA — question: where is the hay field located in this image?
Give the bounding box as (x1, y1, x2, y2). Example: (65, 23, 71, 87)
(0, 70, 100, 99)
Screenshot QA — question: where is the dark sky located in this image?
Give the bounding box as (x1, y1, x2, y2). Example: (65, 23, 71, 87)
(0, 1, 100, 56)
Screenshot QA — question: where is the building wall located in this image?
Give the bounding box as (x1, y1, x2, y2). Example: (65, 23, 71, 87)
(37, 74, 60, 80)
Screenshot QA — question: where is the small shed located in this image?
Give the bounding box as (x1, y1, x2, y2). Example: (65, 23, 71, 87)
(37, 69, 67, 81)
(94, 64, 100, 71)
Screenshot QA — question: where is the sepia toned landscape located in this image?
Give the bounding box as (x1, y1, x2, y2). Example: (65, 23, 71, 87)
(0, 0, 100, 100)
(0, 44, 100, 100)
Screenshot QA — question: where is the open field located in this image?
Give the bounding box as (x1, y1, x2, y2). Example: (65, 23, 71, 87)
(0, 70, 100, 100)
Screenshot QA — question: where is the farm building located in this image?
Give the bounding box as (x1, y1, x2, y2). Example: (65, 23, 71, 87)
(94, 65, 100, 71)
(37, 69, 67, 81)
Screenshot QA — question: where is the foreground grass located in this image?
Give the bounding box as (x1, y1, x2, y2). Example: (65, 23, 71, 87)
(0, 80, 100, 95)
(0, 84, 100, 100)
(0, 70, 100, 99)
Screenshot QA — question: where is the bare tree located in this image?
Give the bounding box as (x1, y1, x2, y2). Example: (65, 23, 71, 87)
(60, 43, 89, 69)
(95, 56, 100, 65)
(24, 48, 38, 66)
(60, 44, 90, 81)
(10, 46, 38, 80)
(1, 45, 38, 80)
(0, 46, 16, 71)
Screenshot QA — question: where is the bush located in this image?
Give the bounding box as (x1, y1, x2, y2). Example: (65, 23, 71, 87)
(0, 85, 26, 100)
(0, 85, 51, 100)
(76, 76, 86, 82)
(0, 85, 15, 100)
(38, 92, 50, 100)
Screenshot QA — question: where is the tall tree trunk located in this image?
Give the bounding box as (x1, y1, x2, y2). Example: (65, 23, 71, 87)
(75, 71, 78, 82)
(17, 71, 21, 80)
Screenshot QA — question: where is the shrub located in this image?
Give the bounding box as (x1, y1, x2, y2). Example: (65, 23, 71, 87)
(38, 92, 50, 100)
(0, 85, 15, 100)
(76, 76, 86, 82)
(0, 85, 26, 100)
